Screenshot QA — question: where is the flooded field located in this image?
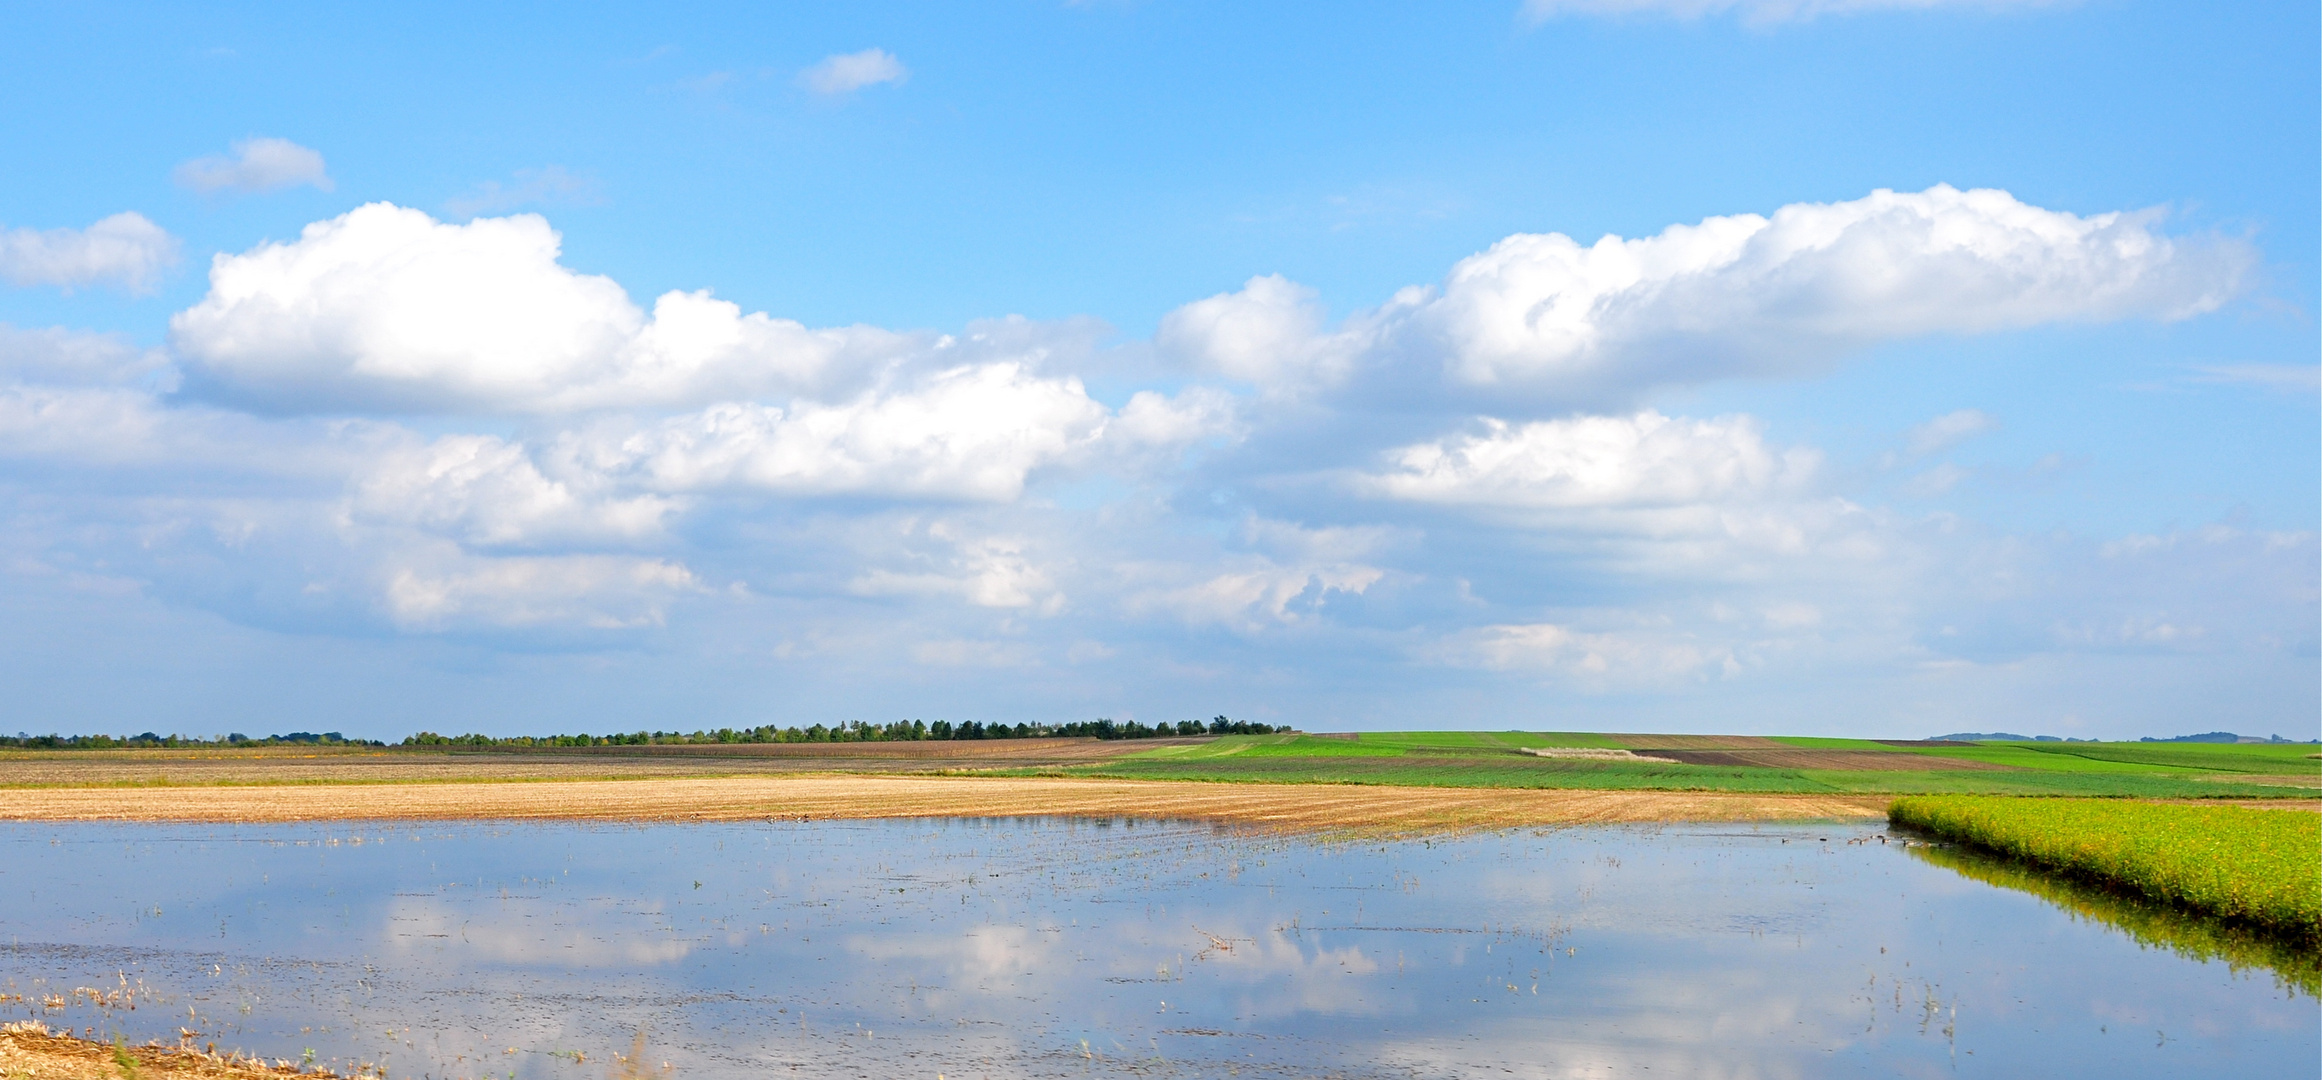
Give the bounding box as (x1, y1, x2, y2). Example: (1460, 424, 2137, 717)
(1, 818, 2311, 1079)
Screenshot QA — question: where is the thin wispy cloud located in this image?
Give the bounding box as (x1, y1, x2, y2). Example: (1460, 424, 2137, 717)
(173, 137, 334, 194)
(1905, 409, 1999, 457)
(798, 48, 907, 96)
(1522, 0, 2063, 25)
(445, 166, 606, 218)
(2185, 364, 2321, 396)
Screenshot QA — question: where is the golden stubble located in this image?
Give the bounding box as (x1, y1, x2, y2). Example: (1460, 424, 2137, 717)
(0, 774, 1895, 834)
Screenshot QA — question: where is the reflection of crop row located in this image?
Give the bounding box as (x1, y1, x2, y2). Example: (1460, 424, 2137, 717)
(1908, 840, 2320, 998)
(1890, 796, 2320, 943)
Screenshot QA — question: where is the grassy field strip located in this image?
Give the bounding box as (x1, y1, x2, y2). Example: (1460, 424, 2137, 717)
(1074, 752, 2321, 798)
(1889, 795, 2321, 941)
(1899, 745, 2199, 774)
(2013, 743, 2322, 772)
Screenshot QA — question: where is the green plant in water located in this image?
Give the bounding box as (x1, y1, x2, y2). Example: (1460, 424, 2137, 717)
(110, 1036, 141, 1079)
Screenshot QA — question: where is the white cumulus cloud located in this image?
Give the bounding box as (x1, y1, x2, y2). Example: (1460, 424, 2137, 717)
(348, 434, 680, 548)
(1176, 186, 2253, 407)
(1364, 410, 1816, 509)
(173, 137, 334, 194)
(1157, 274, 1348, 389)
(1413, 185, 2247, 398)
(798, 48, 907, 95)
(170, 203, 911, 413)
(552, 362, 1113, 501)
(0, 213, 179, 293)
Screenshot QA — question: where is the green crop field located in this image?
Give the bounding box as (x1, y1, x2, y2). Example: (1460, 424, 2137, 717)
(1890, 795, 2321, 941)
(1047, 732, 2322, 798)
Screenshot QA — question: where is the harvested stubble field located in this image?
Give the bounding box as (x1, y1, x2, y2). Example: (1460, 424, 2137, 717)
(0, 739, 1180, 787)
(4, 735, 2313, 830)
(0, 773, 1892, 832)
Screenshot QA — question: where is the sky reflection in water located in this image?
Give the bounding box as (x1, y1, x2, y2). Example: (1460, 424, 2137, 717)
(2, 818, 2312, 1078)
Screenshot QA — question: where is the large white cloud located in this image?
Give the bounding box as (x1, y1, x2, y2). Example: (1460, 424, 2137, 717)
(170, 203, 913, 413)
(0, 213, 179, 293)
(1165, 186, 2251, 405)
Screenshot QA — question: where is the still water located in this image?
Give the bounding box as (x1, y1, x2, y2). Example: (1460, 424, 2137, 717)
(1, 818, 2312, 1078)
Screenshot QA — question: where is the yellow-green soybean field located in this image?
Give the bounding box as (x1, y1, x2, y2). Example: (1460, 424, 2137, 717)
(1888, 795, 2321, 940)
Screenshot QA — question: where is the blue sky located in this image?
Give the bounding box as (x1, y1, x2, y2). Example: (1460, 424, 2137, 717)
(1, 0, 2314, 739)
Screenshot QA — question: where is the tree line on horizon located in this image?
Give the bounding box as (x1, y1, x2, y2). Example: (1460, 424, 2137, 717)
(0, 731, 382, 749)
(401, 716, 1285, 748)
(0, 717, 1286, 750)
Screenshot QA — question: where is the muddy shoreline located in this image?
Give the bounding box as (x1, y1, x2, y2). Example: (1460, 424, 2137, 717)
(0, 1022, 308, 1078)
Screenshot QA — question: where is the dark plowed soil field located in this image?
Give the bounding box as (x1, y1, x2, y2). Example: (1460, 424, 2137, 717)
(1648, 749, 2021, 771)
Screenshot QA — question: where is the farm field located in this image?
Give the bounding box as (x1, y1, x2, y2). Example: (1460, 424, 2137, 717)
(2, 732, 2315, 805)
(1890, 795, 2322, 941)
(1060, 732, 2322, 799)
(0, 738, 1191, 787)
(0, 774, 1890, 831)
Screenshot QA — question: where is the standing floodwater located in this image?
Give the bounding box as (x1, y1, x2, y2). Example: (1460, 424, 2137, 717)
(1, 818, 2311, 1078)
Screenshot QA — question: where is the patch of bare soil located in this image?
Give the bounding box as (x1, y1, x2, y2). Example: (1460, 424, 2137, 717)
(1646, 749, 2022, 772)
(0, 1022, 306, 1078)
(0, 775, 1893, 833)
(2189, 773, 2322, 788)
(1601, 734, 1792, 750)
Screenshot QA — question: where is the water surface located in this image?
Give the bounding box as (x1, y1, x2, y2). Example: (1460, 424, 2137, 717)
(2, 818, 2311, 1078)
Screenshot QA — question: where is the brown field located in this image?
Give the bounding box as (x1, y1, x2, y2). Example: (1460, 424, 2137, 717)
(0, 774, 1892, 832)
(0, 740, 1172, 787)
(0, 1023, 301, 1078)
(1646, 749, 2020, 772)
(2191, 772, 2322, 788)
(1602, 734, 1791, 750)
